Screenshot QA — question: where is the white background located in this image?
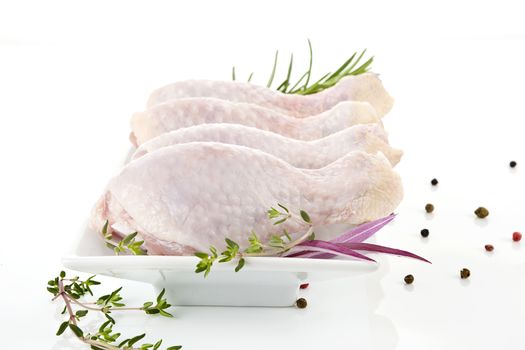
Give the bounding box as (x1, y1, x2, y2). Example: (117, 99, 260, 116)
(1, 1, 524, 349)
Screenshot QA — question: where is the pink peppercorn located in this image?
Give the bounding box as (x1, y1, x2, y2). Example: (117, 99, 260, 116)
(300, 283, 309, 289)
(512, 232, 522, 242)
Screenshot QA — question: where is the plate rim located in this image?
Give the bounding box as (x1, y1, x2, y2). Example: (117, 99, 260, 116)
(62, 254, 379, 274)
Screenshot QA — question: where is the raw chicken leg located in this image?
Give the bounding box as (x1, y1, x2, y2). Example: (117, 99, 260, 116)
(131, 99, 379, 145)
(146, 73, 393, 118)
(131, 123, 403, 167)
(91, 142, 403, 255)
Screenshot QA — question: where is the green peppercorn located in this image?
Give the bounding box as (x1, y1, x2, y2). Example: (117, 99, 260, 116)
(296, 298, 308, 309)
(404, 274, 414, 284)
(425, 203, 434, 213)
(460, 268, 470, 279)
(474, 207, 489, 218)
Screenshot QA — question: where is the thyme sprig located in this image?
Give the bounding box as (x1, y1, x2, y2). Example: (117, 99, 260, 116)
(102, 221, 147, 255)
(232, 40, 373, 95)
(194, 204, 314, 277)
(48, 271, 181, 350)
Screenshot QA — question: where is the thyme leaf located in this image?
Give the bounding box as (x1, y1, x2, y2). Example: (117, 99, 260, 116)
(101, 221, 147, 256)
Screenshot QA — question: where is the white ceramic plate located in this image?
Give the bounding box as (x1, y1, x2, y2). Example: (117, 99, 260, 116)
(63, 225, 378, 307)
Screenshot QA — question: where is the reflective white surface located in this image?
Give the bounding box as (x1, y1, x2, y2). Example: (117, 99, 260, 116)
(1, 1, 525, 349)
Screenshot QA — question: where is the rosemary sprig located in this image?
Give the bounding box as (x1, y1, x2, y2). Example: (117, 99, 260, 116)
(48, 271, 181, 350)
(233, 40, 373, 95)
(194, 204, 314, 277)
(102, 221, 147, 255)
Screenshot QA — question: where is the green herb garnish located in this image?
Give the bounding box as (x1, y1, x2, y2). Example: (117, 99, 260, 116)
(232, 40, 373, 95)
(48, 271, 181, 350)
(103, 221, 147, 256)
(194, 204, 314, 277)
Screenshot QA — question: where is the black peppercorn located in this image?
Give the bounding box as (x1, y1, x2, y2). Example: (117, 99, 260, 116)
(460, 268, 470, 279)
(425, 203, 434, 213)
(510, 161, 517, 168)
(431, 178, 438, 186)
(404, 274, 414, 284)
(474, 207, 489, 218)
(420, 229, 429, 237)
(296, 298, 307, 309)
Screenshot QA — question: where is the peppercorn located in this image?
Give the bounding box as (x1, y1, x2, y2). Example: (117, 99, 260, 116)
(299, 283, 309, 289)
(296, 298, 308, 309)
(484, 244, 494, 252)
(404, 274, 414, 284)
(425, 203, 434, 213)
(474, 207, 489, 218)
(512, 232, 522, 242)
(431, 178, 438, 186)
(510, 161, 517, 168)
(420, 229, 429, 238)
(460, 268, 470, 279)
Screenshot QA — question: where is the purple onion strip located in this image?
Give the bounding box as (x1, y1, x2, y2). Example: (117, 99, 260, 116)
(286, 240, 376, 262)
(287, 242, 431, 263)
(333, 213, 396, 244)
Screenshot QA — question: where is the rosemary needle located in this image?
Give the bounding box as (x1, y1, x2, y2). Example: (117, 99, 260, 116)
(276, 53, 294, 92)
(303, 39, 313, 89)
(288, 71, 308, 92)
(266, 50, 279, 88)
